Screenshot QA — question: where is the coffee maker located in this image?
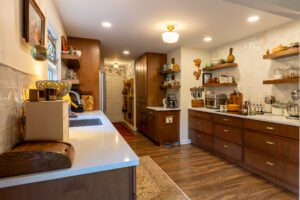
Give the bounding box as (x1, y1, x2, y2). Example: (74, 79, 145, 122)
(167, 94, 178, 108)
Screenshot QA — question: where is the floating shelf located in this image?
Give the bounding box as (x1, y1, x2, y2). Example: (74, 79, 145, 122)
(263, 78, 299, 85)
(61, 54, 81, 69)
(160, 69, 181, 74)
(263, 48, 299, 60)
(202, 83, 237, 87)
(160, 85, 181, 90)
(203, 63, 238, 71)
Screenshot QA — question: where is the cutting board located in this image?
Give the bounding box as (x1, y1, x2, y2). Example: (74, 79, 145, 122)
(0, 141, 75, 178)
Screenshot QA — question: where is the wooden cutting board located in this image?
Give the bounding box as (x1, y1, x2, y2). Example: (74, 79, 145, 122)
(0, 141, 75, 178)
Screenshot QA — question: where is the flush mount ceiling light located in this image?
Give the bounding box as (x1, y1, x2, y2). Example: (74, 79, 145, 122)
(162, 25, 179, 44)
(123, 50, 130, 55)
(102, 22, 112, 28)
(113, 63, 119, 68)
(247, 16, 259, 23)
(203, 37, 212, 42)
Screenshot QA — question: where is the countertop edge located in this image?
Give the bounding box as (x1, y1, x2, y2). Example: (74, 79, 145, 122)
(147, 106, 181, 111)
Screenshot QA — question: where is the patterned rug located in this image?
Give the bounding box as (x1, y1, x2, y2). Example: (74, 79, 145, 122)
(113, 122, 138, 140)
(137, 156, 190, 200)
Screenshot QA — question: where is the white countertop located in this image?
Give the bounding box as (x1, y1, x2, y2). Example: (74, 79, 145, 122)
(0, 111, 139, 188)
(147, 106, 181, 111)
(189, 107, 300, 127)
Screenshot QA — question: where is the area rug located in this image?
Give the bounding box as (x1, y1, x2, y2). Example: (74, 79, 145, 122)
(137, 156, 190, 200)
(113, 122, 138, 140)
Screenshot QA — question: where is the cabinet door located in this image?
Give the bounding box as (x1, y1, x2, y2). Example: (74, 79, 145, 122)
(147, 112, 158, 143)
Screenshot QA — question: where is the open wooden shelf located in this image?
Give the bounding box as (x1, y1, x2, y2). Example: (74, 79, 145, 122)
(263, 48, 299, 60)
(203, 63, 238, 71)
(61, 54, 81, 68)
(202, 82, 237, 87)
(263, 77, 299, 85)
(160, 69, 181, 74)
(160, 85, 181, 90)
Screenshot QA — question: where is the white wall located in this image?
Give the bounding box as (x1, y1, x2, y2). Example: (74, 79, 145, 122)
(0, 0, 67, 79)
(210, 21, 300, 103)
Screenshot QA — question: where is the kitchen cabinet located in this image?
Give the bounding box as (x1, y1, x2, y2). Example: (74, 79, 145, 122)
(188, 109, 299, 193)
(146, 109, 180, 145)
(135, 53, 167, 135)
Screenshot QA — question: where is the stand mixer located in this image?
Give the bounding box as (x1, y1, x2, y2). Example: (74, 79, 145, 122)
(287, 90, 300, 119)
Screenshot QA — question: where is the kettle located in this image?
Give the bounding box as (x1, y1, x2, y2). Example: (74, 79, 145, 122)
(167, 94, 178, 108)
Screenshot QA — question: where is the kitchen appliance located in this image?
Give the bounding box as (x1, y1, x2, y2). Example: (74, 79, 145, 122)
(272, 103, 286, 116)
(287, 90, 300, 119)
(167, 94, 178, 108)
(264, 96, 276, 113)
(205, 93, 227, 109)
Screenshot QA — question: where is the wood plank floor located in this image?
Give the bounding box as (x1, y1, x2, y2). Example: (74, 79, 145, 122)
(125, 133, 297, 200)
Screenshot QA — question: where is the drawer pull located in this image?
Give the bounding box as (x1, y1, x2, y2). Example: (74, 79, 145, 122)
(223, 129, 229, 133)
(223, 118, 229, 122)
(266, 126, 274, 131)
(223, 145, 229, 148)
(266, 161, 274, 166)
(265, 141, 275, 145)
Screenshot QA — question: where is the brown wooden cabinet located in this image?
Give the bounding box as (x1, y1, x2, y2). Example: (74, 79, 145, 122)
(188, 109, 299, 193)
(146, 109, 180, 145)
(135, 53, 166, 136)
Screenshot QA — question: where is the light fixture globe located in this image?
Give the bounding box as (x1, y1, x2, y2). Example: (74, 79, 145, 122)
(162, 25, 179, 44)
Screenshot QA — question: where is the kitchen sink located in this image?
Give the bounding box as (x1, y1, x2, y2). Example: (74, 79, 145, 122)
(69, 118, 102, 127)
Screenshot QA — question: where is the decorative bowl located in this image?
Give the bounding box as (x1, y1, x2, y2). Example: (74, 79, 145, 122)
(36, 80, 71, 100)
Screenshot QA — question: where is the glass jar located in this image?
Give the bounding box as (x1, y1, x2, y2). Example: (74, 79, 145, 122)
(286, 66, 299, 79)
(273, 69, 284, 80)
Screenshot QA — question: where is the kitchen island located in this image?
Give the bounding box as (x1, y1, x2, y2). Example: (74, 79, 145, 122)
(0, 111, 139, 200)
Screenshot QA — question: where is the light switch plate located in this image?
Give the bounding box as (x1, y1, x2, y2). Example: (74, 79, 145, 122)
(165, 116, 173, 124)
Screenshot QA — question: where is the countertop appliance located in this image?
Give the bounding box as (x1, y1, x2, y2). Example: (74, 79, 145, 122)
(287, 90, 300, 119)
(167, 94, 178, 108)
(205, 93, 227, 109)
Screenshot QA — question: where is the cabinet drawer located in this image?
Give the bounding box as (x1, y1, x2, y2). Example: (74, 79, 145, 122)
(189, 129, 213, 150)
(244, 147, 298, 186)
(244, 130, 299, 164)
(189, 110, 213, 120)
(214, 123, 243, 145)
(213, 114, 243, 128)
(189, 116, 212, 135)
(244, 119, 298, 140)
(214, 138, 242, 161)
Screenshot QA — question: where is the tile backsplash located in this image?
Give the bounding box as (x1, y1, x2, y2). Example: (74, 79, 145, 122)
(0, 63, 38, 154)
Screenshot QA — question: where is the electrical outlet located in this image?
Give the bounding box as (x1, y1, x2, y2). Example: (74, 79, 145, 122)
(165, 116, 173, 124)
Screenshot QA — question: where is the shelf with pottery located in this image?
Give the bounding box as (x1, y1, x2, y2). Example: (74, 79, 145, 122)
(203, 63, 238, 71)
(263, 47, 299, 60)
(160, 85, 181, 90)
(160, 69, 181, 74)
(61, 53, 81, 69)
(202, 82, 237, 87)
(263, 77, 299, 85)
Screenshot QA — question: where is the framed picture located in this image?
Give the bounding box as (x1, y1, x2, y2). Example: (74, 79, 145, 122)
(23, 0, 45, 46)
(202, 73, 212, 85)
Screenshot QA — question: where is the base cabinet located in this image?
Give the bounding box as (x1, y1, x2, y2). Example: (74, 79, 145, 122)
(188, 109, 299, 193)
(0, 167, 136, 200)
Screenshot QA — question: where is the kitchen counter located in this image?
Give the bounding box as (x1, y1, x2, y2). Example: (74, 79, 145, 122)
(0, 111, 139, 188)
(147, 106, 181, 111)
(189, 107, 300, 127)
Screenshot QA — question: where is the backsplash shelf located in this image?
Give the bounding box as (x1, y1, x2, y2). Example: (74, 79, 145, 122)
(202, 83, 237, 87)
(160, 69, 181, 74)
(263, 78, 299, 85)
(263, 48, 299, 60)
(203, 63, 238, 71)
(61, 54, 81, 69)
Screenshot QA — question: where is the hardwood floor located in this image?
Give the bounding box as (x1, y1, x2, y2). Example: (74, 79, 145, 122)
(125, 133, 297, 200)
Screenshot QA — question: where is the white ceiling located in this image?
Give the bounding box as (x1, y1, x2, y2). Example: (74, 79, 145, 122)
(54, 0, 295, 62)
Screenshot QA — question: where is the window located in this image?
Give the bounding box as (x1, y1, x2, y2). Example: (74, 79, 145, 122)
(47, 28, 58, 80)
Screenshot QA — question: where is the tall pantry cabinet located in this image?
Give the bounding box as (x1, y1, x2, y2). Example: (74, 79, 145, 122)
(135, 53, 166, 135)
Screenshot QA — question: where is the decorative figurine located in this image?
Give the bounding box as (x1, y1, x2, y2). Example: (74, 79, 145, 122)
(227, 47, 235, 63)
(193, 58, 202, 80)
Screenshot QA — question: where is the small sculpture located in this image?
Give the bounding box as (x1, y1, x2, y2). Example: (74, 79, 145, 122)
(193, 58, 201, 80)
(227, 47, 235, 63)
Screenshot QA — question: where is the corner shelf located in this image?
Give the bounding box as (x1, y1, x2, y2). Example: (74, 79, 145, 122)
(203, 63, 238, 71)
(61, 54, 81, 69)
(202, 83, 237, 87)
(160, 69, 181, 74)
(263, 78, 299, 85)
(160, 85, 181, 90)
(263, 48, 299, 60)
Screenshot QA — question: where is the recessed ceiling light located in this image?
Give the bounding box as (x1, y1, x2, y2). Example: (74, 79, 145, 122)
(123, 50, 130, 55)
(248, 16, 259, 23)
(102, 22, 112, 28)
(203, 37, 212, 42)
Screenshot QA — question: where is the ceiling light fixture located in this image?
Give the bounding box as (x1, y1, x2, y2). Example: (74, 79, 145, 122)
(113, 63, 119, 68)
(203, 37, 212, 42)
(123, 50, 130, 55)
(102, 22, 112, 28)
(247, 16, 259, 23)
(162, 25, 179, 44)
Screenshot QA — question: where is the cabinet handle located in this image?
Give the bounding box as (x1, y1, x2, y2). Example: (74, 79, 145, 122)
(266, 161, 274, 166)
(223, 118, 229, 122)
(265, 141, 275, 145)
(223, 129, 229, 133)
(266, 126, 274, 131)
(223, 145, 229, 148)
